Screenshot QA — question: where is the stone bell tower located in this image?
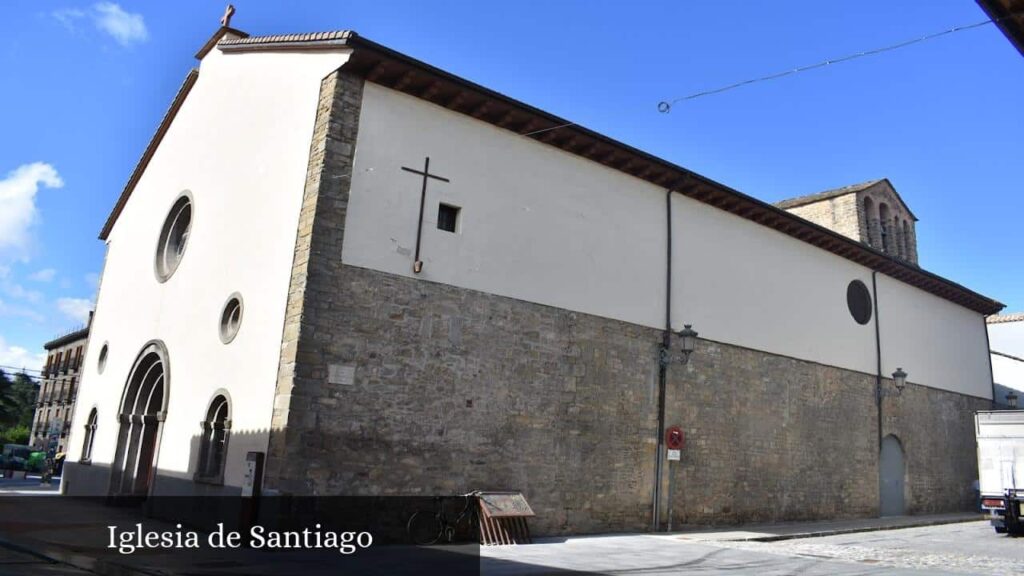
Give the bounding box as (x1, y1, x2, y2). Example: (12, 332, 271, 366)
(775, 179, 918, 265)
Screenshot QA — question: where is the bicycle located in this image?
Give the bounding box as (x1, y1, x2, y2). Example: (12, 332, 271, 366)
(406, 491, 479, 545)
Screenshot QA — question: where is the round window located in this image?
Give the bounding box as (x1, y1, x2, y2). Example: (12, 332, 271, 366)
(847, 280, 873, 325)
(97, 343, 109, 373)
(219, 294, 243, 344)
(155, 193, 193, 282)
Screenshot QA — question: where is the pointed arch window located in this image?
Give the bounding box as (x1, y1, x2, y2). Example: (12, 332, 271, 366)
(196, 394, 230, 484)
(80, 408, 98, 463)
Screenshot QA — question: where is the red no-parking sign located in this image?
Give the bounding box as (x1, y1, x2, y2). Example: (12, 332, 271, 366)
(665, 426, 684, 450)
(665, 426, 684, 461)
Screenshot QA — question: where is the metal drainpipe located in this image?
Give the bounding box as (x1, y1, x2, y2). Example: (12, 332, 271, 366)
(872, 271, 883, 448)
(983, 315, 997, 409)
(653, 189, 672, 531)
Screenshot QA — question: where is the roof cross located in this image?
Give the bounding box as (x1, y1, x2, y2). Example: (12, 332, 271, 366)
(220, 4, 236, 28)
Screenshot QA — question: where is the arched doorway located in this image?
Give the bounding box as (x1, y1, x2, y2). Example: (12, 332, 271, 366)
(879, 434, 906, 516)
(109, 341, 169, 498)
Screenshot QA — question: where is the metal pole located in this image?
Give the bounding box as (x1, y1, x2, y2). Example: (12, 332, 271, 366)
(872, 271, 883, 448)
(653, 189, 673, 531)
(667, 461, 675, 532)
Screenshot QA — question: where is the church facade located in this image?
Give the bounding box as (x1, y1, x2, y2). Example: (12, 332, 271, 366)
(62, 23, 1003, 534)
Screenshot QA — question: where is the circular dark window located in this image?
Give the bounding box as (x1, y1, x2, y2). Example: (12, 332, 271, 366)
(97, 343, 109, 373)
(155, 192, 193, 282)
(219, 293, 243, 344)
(847, 280, 873, 325)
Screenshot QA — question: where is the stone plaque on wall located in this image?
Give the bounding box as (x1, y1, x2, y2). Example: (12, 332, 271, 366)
(328, 364, 356, 386)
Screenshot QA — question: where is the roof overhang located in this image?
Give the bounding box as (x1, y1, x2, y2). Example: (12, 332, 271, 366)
(44, 327, 90, 351)
(97, 29, 1005, 316)
(977, 0, 1024, 56)
(776, 179, 918, 221)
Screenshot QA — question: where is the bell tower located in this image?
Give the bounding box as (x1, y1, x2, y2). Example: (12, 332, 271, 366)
(776, 179, 918, 265)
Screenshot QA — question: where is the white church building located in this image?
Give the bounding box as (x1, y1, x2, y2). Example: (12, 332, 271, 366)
(989, 313, 1024, 409)
(62, 17, 1004, 534)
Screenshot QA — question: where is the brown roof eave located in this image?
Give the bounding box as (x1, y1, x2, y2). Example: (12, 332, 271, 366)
(336, 38, 1002, 315)
(97, 31, 1004, 316)
(976, 0, 1024, 57)
(98, 68, 199, 241)
(195, 26, 249, 59)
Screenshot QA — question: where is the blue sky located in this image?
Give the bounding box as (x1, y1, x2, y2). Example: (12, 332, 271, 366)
(0, 0, 1021, 371)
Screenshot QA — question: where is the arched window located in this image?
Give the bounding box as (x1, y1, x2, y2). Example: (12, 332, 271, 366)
(878, 203, 892, 254)
(902, 220, 912, 259)
(196, 394, 230, 483)
(895, 219, 906, 259)
(863, 197, 876, 246)
(81, 408, 98, 463)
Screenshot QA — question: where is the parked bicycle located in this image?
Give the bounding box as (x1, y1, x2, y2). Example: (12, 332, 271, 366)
(406, 491, 479, 545)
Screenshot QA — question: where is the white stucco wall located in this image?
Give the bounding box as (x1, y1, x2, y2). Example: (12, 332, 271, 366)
(876, 275, 992, 398)
(990, 319, 1024, 357)
(343, 82, 992, 399)
(65, 46, 351, 493)
(993, 353, 1024, 394)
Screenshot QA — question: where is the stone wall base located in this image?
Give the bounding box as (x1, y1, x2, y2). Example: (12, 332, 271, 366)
(269, 264, 987, 534)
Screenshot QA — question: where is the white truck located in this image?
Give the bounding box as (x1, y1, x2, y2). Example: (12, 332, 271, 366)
(976, 410, 1024, 534)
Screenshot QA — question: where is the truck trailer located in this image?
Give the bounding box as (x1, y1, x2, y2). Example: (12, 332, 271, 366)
(975, 410, 1024, 534)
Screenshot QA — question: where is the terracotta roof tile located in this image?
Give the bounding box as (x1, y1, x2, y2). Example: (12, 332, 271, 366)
(988, 312, 1024, 324)
(218, 30, 355, 48)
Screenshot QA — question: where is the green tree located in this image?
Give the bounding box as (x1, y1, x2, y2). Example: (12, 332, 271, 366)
(0, 369, 16, 426)
(0, 369, 38, 429)
(0, 424, 30, 445)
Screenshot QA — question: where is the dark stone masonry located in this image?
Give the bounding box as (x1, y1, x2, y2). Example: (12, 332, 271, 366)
(265, 71, 988, 535)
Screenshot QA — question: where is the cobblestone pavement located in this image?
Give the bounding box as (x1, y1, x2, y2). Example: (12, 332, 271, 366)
(710, 520, 1021, 576)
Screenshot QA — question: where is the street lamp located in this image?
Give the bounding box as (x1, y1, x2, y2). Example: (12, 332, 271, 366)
(878, 367, 907, 401)
(660, 324, 698, 366)
(892, 367, 907, 392)
(1007, 390, 1019, 409)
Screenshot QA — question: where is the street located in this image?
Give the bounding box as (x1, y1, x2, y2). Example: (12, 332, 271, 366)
(481, 520, 1021, 576)
(0, 475, 60, 495)
(0, 491, 1015, 576)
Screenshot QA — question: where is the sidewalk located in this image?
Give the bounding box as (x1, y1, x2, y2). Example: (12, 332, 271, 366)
(0, 499, 985, 576)
(670, 512, 983, 542)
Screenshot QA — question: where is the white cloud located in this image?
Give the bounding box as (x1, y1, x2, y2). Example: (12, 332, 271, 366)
(28, 268, 56, 282)
(0, 298, 45, 323)
(0, 162, 63, 260)
(0, 335, 46, 372)
(52, 8, 86, 31)
(0, 262, 42, 304)
(56, 297, 92, 324)
(93, 3, 148, 47)
(2, 282, 42, 304)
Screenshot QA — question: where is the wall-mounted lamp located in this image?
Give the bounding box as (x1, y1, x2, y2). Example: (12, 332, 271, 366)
(892, 367, 907, 392)
(1007, 390, 1019, 409)
(660, 324, 698, 367)
(879, 367, 908, 401)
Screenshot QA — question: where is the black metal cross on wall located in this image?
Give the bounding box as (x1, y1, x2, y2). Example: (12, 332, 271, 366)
(401, 157, 450, 274)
